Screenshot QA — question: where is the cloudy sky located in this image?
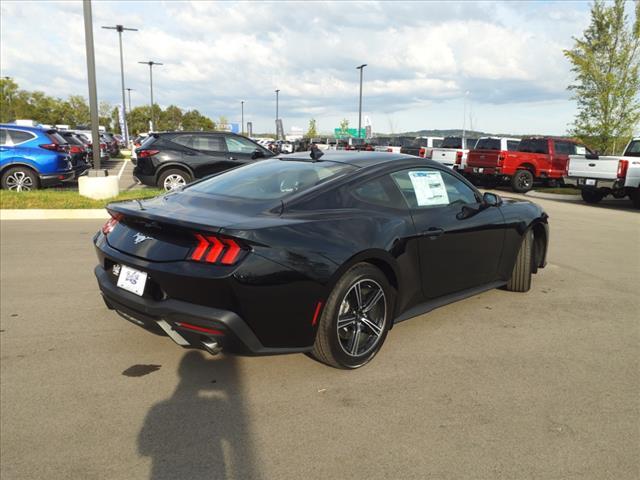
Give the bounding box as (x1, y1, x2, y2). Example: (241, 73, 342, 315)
(0, 1, 612, 135)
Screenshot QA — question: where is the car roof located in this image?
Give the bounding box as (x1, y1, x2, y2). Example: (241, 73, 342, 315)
(281, 150, 438, 168)
(0, 123, 47, 132)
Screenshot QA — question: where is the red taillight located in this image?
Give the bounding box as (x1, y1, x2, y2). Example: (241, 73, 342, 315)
(39, 143, 67, 152)
(189, 233, 245, 265)
(101, 213, 122, 235)
(138, 149, 160, 158)
(70, 145, 83, 154)
(455, 151, 463, 165)
(100, 143, 107, 150)
(617, 160, 629, 179)
(419, 147, 426, 157)
(564, 158, 570, 176)
(386, 147, 393, 153)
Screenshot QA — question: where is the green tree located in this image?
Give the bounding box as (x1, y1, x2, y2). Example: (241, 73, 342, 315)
(564, 0, 640, 154)
(159, 105, 183, 131)
(182, 110, 215, 131)
(305, 118, 318, 138)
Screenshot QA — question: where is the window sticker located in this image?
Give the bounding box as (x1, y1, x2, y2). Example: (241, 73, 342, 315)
(408, 171, 449, 206)
(575, 146, 586, 155)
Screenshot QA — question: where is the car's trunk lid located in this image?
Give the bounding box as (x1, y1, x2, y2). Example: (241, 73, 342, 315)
(467, 149, 503, 168)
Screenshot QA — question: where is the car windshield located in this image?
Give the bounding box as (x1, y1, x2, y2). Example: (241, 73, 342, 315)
(188, 159, 357, 200)
(624, 140, 640, 157)
(441, 137, 463, 149)
(475, 138, 501, 150)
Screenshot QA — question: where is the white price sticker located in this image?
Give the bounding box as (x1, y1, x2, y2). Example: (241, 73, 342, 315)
(408, 171, 449, 207)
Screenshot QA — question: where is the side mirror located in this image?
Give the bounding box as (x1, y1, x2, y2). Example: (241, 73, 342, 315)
(585, 151, 599, 160)
(251, 149, 265, 159)
(483, 192, 502, 207)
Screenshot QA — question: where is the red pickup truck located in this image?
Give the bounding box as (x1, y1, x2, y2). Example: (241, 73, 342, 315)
(464, 137, 591, 192)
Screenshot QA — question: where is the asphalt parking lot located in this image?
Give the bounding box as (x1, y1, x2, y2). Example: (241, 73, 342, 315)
(1, 195, 638, 480)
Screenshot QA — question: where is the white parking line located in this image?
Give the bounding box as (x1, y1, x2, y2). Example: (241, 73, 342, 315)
(117, 159, 129, 179)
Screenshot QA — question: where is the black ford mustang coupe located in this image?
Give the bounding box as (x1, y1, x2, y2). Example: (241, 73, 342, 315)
(94, 151, 549, 369)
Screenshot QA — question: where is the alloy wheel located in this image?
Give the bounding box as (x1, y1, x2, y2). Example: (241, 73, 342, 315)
(518, 173, 532, 190)
(6, 171, 34, 191)
(336, 279, 387, 357)
(163, 174, 186, 191)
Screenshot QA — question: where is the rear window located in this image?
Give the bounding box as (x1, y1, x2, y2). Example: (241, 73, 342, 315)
(432, 139, 443, 148)
(518, 139, 549, 154)
(48, 132, 68, 145)
(466, 138, 478, 149)
(624, 140, 640, 157)
(441, 137, 462, 149)
(188, 159, 357, 200)
(507, 140, 520, 151)
(7, 129, 35, 145)
(475, 138, 502, 150)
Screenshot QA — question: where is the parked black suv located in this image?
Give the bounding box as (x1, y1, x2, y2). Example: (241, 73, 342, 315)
(133, 132, 274, 190)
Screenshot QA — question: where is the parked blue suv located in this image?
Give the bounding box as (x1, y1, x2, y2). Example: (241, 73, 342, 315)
(0, 124, 75, 191)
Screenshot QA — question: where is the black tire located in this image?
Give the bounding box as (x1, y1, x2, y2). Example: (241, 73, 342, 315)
(312, 263, 394, 369)
(631, 189, 640, 209)
(581, 188, 604, 204)
(511, 169, 534, 193)
(1, 166, 39, 191)
(506, 230, 533, 292)
(157, 168, 192, 191)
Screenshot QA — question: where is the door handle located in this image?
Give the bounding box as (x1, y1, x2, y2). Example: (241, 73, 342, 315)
(421, 227, 444, 239)
(228, 156, 237, 161)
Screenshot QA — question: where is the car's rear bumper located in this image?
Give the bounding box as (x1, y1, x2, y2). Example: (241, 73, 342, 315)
(563, 176, 619, 189)
(132, 168, 155, 186)
(94, 265, 311, 356)
(39, 170, 75, 187)
(464, 166, 503, 176)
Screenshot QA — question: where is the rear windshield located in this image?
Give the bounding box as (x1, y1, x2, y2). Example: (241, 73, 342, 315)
(475, 138, 501, 150)
(48, 131, 68, 145)
(432, 139, 443, 148)
(518, 139, 549, 154)
(624, 140, 640, 157)
(441, 137, 462, 149)
(62, 133, 84, 146)
(188, 159, 357, 200)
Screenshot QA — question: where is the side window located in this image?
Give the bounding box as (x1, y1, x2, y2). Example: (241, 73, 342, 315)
(172, 135, 193, 148)
(350, 176, 406, 209)
(507, 140, 519, 151)
(191, 135, 224, 152)
(225, 136, 261, 154)
(554, 141, 575, 155)
(0, 129, 7, 146)
(391, 168, 478, 209)
(7, 130, 35, 145)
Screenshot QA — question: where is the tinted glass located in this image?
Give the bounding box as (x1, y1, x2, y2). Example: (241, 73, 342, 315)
(554, 141, 575, 155)
(225, 136, 261, 154)
(351, 176, 405, 209)
(189, 159, 356, 200)
(432, 139, 443, 148)
(391, 168, 477, 209)
(10, 130, 36, 144)
(507, 140, 519, 151)
(0, 129, 7, 145)
(466, 138, 478, 149)
(625, 140, 640, 157)
(62, 133, 83, 146)
(48, 132, 68, 145)
(191, 135, 224, 152)
(518, 139, 549, 154)
(441, 137, 463, 149)
(475, 138, 501, 150)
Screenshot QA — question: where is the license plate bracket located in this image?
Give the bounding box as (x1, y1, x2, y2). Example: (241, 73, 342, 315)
(117, 265, 148, 296)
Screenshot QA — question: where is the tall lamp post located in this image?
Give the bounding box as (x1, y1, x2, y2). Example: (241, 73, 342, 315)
(126, 87, 134, 113)
(356, 64, 367, 139)
(275, 89, 280, 139)
(101, 24, 137, 143)
(82, 0, 101, 170)
(138, 61, 163, 131)
(241, 100, 245, 136)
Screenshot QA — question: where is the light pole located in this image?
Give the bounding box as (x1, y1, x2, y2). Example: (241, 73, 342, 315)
(356, 64, 367, 139)
(126, 87, 134, 113)
(241, 101, 245, 136)
(275, 89, 280, 139)
(102, 24, 137, 143)
(139, 61, 163, 131)
(462, 90, 470, 145)
(82, 0, 101, 170)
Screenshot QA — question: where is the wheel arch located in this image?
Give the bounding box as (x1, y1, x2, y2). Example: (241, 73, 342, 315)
(1, 160, 40, 176)
(517, 163, 537, 176)
(154, 162, 195, 182)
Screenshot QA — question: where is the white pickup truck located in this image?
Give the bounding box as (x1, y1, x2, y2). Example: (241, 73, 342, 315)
(564, 137, 640, 208)
(430, 136, 478, 173)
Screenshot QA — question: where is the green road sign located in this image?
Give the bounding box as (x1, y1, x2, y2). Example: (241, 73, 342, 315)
(334, 128, 366, 139)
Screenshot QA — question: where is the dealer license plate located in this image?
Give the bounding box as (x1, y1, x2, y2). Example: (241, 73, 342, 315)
(585, 178, 596, 186)
(117, 265, 147, 296)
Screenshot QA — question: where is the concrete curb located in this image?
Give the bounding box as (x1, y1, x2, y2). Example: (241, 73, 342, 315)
(0, 209, 109, 220)
(525, 190, 582, 201)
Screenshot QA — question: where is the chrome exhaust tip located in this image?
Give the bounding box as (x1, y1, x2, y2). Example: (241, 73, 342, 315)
(202, 340, 222, 356)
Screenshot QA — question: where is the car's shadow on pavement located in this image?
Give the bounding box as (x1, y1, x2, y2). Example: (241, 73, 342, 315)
(137, 351, 261, 480)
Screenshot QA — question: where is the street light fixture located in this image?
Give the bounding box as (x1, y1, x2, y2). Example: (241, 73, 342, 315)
(102, 24, 137, 143)
(241, 100, 245, 136)
(138, 61, 163, 131)
(356, 64, 367, 139)
(125, 87, 134, 113)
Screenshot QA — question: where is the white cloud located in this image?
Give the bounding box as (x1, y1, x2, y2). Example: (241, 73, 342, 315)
(0, 0, 596, 134)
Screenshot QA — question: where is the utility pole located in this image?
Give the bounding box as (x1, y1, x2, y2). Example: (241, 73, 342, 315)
(275, 89, 280, 139)
(126, 87, 134, 113)
(82, 0, 101, 170)
(101, 24, 137, 143)
(241, 101, 245, 136)
(356, 64, 367, 139)
(138, 61, 163, 131)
